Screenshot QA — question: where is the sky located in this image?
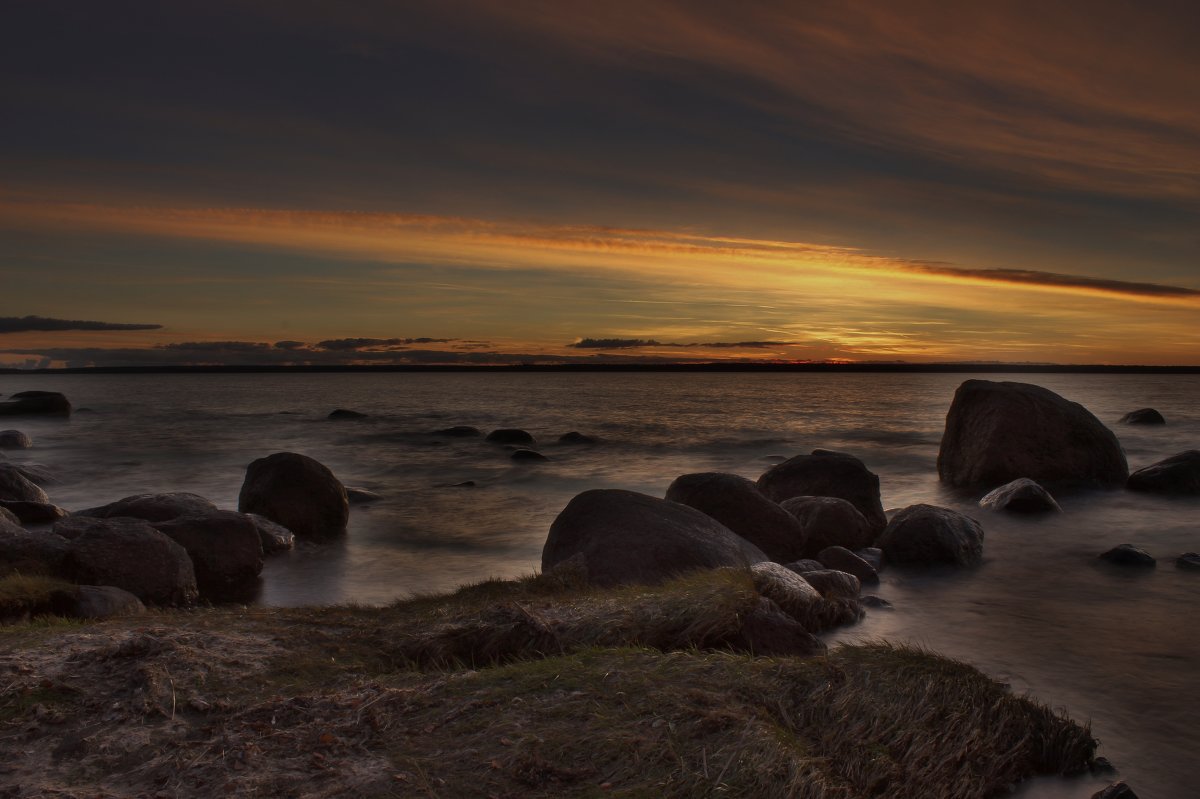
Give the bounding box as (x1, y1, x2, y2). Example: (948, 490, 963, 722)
(2, 0, 1199, 367)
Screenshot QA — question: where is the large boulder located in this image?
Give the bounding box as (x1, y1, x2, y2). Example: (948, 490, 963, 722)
(541, 489, 767, 587)
(978, 478, 1062, 513)
(757, 450, 886, 534)
(1119, 408, 1165, 425)
(779, 495, 875, 554)
(1127, 451, 1200, 495)
(60, 517, 197, 605)
(152, 511, 263, 587)
(0, 430, 32, 449)
(238, 452, 349, 540)
(938, 380, 1128, 489)
(0, 464, 49, 504)
(0, 391, 71, 417)
(0, 499, 69, 525)
(877, 504, 985, 567)
(78, 492, 218, 522)
(0, 524, 69, 577)
(246, 513, 295, 553)
(665, 472, 808, 562)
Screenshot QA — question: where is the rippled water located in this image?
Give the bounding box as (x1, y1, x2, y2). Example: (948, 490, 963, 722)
(1, 372, 1196, 797)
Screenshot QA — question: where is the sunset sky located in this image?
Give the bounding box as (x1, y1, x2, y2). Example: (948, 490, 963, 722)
(3, 1, 1199, 367)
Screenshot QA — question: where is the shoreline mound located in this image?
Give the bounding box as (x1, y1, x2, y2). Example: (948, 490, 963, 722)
(1, 570, 1098, 798)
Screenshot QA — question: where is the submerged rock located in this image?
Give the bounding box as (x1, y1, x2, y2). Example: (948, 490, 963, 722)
(1099, 544, 1155, 567)
(0, 464, 49, 504)
(938, 380, 1128, 489)
(1177, 552, 1200, 570)
(238, 452, 349, 540)
(78, 492, 218, 522)
(345, 486, 382, 504)
(666, 472, 808, 563)
(1092, 782, 1138, 799)
(878, 504, 985, 567)
(433, 426, 482, 437)
(486, 429, 534, 445)
(816, 546, 879, 584)
(758, 450, 886, 534)
(860, 594, 893, 610)
(0, 391, 71, 417)
(779, 495, 875, 554)
(1120, 408, 1165, 425)
(558, 431, 596, 445)
(511, 449, 549, 463)
(0, 430, 32, 449)
(152, 511, 264, 588)
(541, 489, 766, 588)
(327, 408, 367, 420)
(978, 478, 1062, 513)
(1127, 450, 1200, 495)
(61, 517, 197, 605)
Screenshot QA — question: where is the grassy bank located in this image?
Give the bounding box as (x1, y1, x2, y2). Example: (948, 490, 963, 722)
(0, 570, 1095, 797)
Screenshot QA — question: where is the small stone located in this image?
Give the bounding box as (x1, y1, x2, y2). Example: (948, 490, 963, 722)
(327, 408, 367, 420)
(511, 449, 549, 463)
(1175, 552, 1200, 570)
(558, 431, 596, 444)
(860, 595, 893, 609)
(486, 429, 534, 445)
(1092, 782, 1138, 799)
(1119, 408, 1165, 425)
(1098, 544, 1155, 567)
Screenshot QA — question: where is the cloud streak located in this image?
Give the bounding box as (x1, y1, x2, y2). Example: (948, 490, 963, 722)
(0, 315, 163, 334)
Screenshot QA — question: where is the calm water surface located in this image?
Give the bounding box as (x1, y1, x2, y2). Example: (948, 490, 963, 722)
(2, 372, 1196, 798)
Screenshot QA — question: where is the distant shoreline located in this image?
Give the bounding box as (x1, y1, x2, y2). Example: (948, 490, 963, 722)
(3, 363, 1200, 375)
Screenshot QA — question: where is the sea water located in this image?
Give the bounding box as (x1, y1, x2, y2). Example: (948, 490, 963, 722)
(1, 371, 1196, 797)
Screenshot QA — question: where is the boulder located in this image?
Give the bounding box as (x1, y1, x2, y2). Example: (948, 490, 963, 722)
(1175, 552, 1200, 570)
(978, 478, 1062, 513)
(0, 500, 69, 525)
(486, 428, 534, 445)
(779, 495, 875, 554)
(345, 486, 381, 504)
(0, 430, 32, 449)
(799, 569, 861, 600)
(816, 546, 879, 584)
(758, 450, 886, 533)
(0, 391, 71, 417)
(61, 517, 197, 605)
(541, 489, 767, 587)
(782, 559, 825, 574)
(152, 511, 263, 587)
(1098, 544, 1155, 568)
(68, 585, 146, 619)
(10, 463, 56, 486)
(938, 380, 1128, 489)
(433, 426, 482, 437)
(750, 561, 823, 619)
(0, 464, 49, 504)
(246, 513, 295, 553)
(327, 408, 367, 420)
(558, 431, 596, 445)
(1127, 451, 1200, 495)
(665, 472, 808, 562)
(877, 504, 985, 567)
(0, 524, 69, 577)
(1092, 782, 1138, 799)
(511, 449, 549, 463)
(238, 452, 348, 540)
(728, 597, 825, 657)
(1119, 408, 1165, 425)
(77, 492, 218, 522)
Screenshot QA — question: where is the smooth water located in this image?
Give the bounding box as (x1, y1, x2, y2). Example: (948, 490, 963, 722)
(2, 372, 1196, 797)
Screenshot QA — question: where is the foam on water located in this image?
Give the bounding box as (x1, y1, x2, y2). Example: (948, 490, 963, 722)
(1, 371, 1196, 797)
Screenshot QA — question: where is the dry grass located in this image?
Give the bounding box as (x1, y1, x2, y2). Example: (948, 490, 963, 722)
(0, 570, 1097, 798)
(0, 572, 77, 621)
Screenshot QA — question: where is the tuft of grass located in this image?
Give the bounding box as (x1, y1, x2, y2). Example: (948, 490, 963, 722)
(0, 573, 77, 621)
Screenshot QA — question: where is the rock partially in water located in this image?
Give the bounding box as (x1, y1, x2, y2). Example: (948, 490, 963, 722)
(542, 489, 767, 588)
(152, 511, 264, 588)
(511, 449, 549, 463)
(327, 408, 367, 420)
(979, 478, 1062, 513)
(779, 495, 875, 554)
(246, 513, 295, 553)
(1127, 450, 1200, 495)
(878, 504, 985, 567)
(345, 486, 382, 504)
(558, 431, 597, 444)
(1176, 552, 1200, 570)
(0, 391, 71, 417)
(433, 426, 482, 437)
(69, 585, 146, 619)
(758, 450, 886, 534)
(1119, 408, 1165, 425)
(61, 517, 197, 606)
(238, 452, 349, 540)
(1099, 544, 1156, 567)
(856, 547, 884, 571)
(9, 463, 56, 486)
(486, 428, 534, 445)
(0, 499, 68, 525)
(77, 492, 218, 522)
(1092, 782, 1138, 799)
(666, 472, 808, 563)
(0, 464, 49, 504)
(751, 561, 823, 616)
(860, 594, 894, 610)
(938, 380, 1128, 489)
(0, 430, 32, 449)
(799, 569, 861, 600)
(816, 545, 879, 584)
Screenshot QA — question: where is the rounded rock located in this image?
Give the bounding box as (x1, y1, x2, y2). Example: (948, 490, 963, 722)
(816, 545, 879, 584)
(779, 495, 875, 554)
(238, 452, 349, 540)
(1119, 408, 1165, 425)
(666, 472, 808, 563)
(0, 430, 32, 449)
(1127, 450, 1200, 495)
(758, 450, 886, 534)
(1098, 544, 1155, 567)
(486, 428, 534, 445)
(62, 517, 197, 605)
(878, 504, 985, 567)
(0, 464, 49, 504)
(979, 478, 1062, 513)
